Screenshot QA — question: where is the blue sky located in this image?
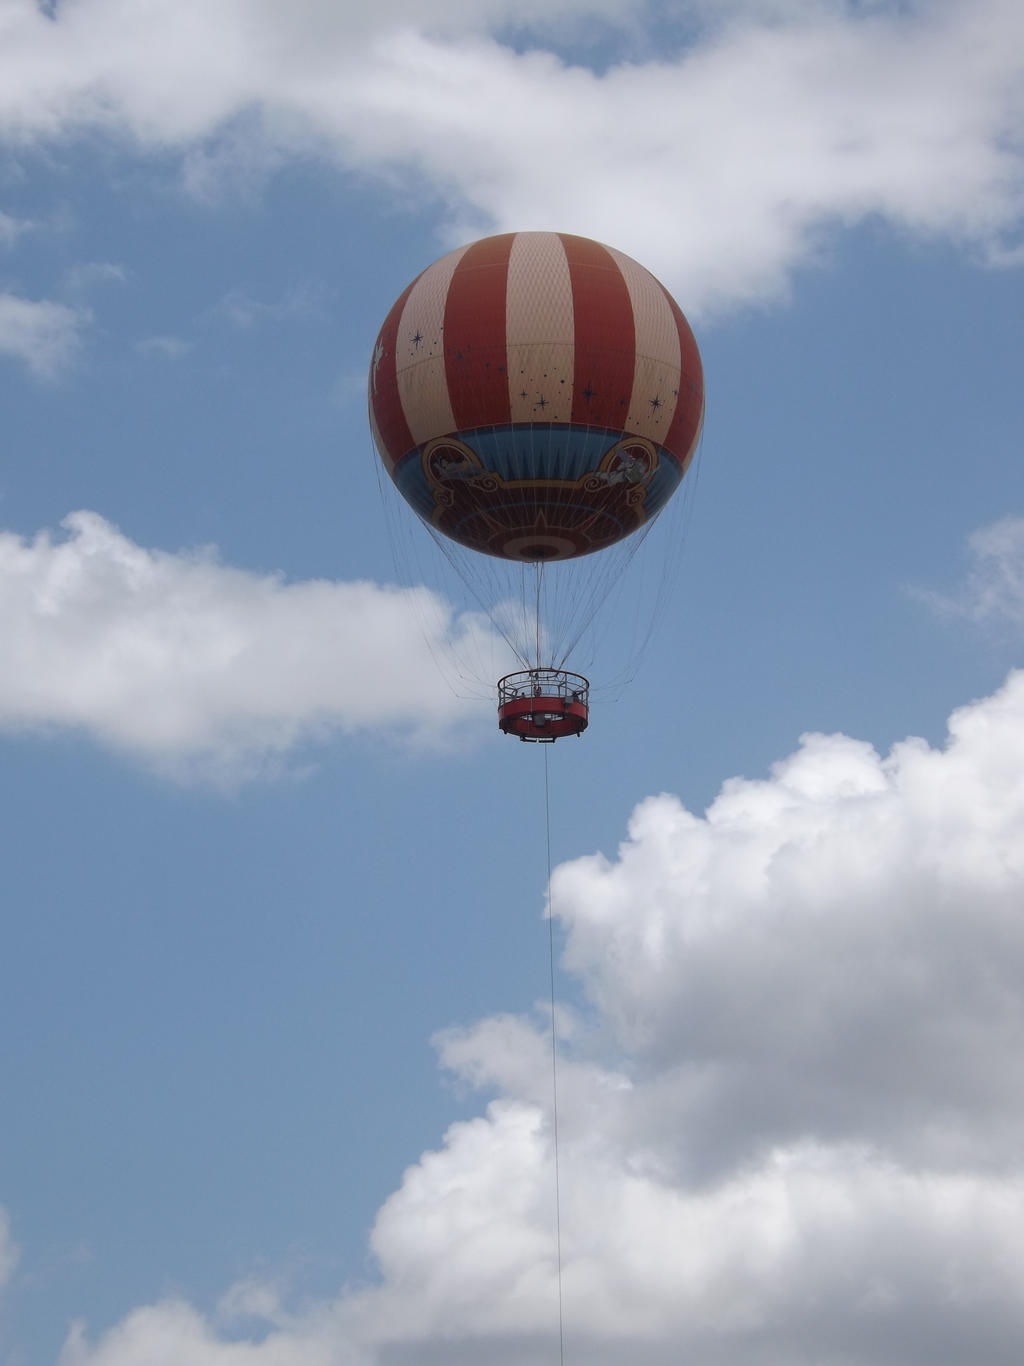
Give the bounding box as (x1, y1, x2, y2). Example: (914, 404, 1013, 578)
(1, 2, 1024, 1362)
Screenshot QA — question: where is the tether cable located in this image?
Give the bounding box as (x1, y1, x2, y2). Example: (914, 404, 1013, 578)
(543, 744, 566, 1366)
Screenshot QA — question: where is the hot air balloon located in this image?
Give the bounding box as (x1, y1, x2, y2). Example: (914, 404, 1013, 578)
(369, 231, 704, 740)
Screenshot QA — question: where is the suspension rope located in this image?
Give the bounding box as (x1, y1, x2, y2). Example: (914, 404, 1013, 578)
(535, 560, 545, 668)
(543, 744, 566, 1366)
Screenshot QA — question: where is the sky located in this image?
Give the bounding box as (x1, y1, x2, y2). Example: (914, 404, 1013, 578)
(1, 0, 1024, 1362)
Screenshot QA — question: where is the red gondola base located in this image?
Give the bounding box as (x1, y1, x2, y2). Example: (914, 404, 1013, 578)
(497, 669, 590, 743)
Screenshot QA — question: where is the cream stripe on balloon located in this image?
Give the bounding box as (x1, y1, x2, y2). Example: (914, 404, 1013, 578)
(506, 232, 575, 425)
(608, 246, 681, 446)
(395, 244, 470, 446)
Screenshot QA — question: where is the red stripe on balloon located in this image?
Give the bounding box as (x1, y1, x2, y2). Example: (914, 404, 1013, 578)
(661, 287, 704, 467)
(444, 234, 514, 432)
(369, 279, 418, 467)
(563, 234, 636, 430)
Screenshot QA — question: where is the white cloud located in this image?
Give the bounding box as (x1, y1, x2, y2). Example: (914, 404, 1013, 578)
(0, 511, 509, 781)
(0, 291, 87, 377)
(58, 669, 1024, 1363)
(58, 1302, 347, 1366)
(922, 516, 1024, 629)
(216, 1277, 287, 1328)
(0, 1, 1021, 310)
(135, 333, 191, 359)
(551, 676, 1024, 1175)
(0, 208, 32, 246)
(62, 259, 128, 292)
(211, 281, 327, 330)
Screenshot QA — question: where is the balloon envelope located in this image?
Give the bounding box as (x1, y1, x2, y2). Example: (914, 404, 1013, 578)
(369, 232, 703, 563)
